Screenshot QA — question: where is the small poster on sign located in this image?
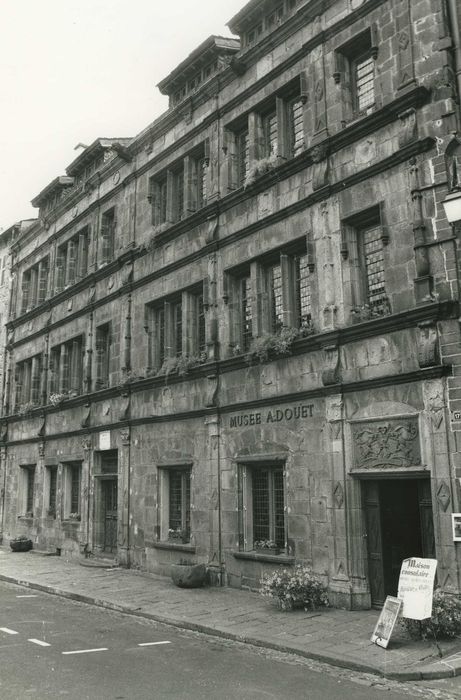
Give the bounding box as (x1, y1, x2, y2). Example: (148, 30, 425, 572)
(452, 513, 461, 542)
(371, 596, 403, 648)
(398, 557, 437, 620)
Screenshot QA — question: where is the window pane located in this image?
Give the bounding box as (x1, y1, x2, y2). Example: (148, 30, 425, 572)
(169, 471, 183, 531)
(70, 464, 81, 513)
(175, 169, 184, 221)
(49, 467, 57, 515)
(197, 294, 206, 355)
(237, 130, 249, 186)
(362, 225, 386, 313)
(355, 55, 375, 111)
(263, 111, 277, 156)
(198, 157, 207, 208)
(252, 469, 270, 543)
(26, 467, 35, 513)
(295, 254, 311, 328)
(269, 263, 283, 332)
(157, 307, 165, 367)
(273, 469, 285, 547)
(289, 99, 304, 156)
(241, 276, 253, 351)
(174, 302, 182, 356)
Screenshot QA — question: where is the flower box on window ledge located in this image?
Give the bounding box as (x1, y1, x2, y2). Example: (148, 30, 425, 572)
(68, 513, 81, 522)
(168, 528, 189, 544)
(10, 536, 33, 552)
(49, 391, 72, 407)
(244, 155, 279, 189)
(351, 298, 391, 323)
(254, 540, 281, 555)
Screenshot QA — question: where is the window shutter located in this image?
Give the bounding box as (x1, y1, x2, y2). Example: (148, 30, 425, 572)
(184, 156, 196, 213)
(66, 240, 77, 286)
(21, 272, 30, 313)
(28, 267, 38, 309)
(300, 71, 308, 104)
(14, 364, 22, 410)
(100, 215, 112, 264)
(55, 250, 65, 293)
(59, 344, 70, 393)
(280, 254, 295, 328)
(31, 355, 41, 404)
(37, 259, 49, 303)
(78, 230, 89, 278)
(70, 339, 82, 394)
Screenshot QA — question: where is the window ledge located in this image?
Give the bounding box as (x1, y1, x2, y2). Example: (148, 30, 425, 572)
(62, 519, 81, 525)
(152, 541, 196, 554)
(232, 550, 295, 564)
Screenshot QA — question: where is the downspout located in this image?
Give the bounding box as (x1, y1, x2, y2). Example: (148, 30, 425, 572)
(447, 0, 461, 125)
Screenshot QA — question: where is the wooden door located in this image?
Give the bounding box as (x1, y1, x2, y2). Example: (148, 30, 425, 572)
(363, 481, 385, 606)
(103, 479, 118, 554)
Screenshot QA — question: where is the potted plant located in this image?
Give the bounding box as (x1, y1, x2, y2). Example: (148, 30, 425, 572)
(170, 558, 207, 588)
(260, 565, 329, 611)
(168, 528, 189, 544)
(10, 535, 33, 552)
(254, 539, 280, 555)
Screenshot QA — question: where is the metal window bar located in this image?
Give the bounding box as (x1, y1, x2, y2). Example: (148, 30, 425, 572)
(289, 98, 304, 156)
(355, 55, 375, 111)
(70, 464, 81, 514)
(294, 254, 311, 328)
(174, 301, 182, 357)
(26, 467, 35, 514)
(237, 130, 249, 187)
(362, 225, 387, 313)
(196, 294, 206, 354)
(269, 263, 283, 332)
(241, 276, 253, 352)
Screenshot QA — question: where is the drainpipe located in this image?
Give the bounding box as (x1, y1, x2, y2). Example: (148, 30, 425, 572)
(447, 0, 461, 123)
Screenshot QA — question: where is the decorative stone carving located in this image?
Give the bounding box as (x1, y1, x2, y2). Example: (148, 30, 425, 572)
(205, 219, 218, 244)
(417, 323, 439, 368)
(333, 481, 344, 508)
(38, 442, 45, 458)
(398, 108, 417, 147)
(121, 263, 133, 286)
(205, 374, 219, 408)
(81, 406, 91, 428)
(436, 481, 451, 511)
(423, 379, 444, 428)
(82, 437, 92, 451)
(118, 397, 130, 421)
(321, 345, 341, 385)
(352, 417, 420, 469)
(120, 428, 130, 446)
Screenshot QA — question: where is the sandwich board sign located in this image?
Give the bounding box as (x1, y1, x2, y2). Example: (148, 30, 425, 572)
(397, 557, 437, 620)
(371, 596, 403, 648)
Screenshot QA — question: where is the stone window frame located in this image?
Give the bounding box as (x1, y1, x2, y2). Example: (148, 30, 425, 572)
(18, 464, 36, 518)
(44, 464, 58, 519)
(48, 334, 85, 398)
(225, 239, 314, 352)
(61, 461, 82, 520)
(157, 462, 193, 544)
(20, 255, 50, 314)
(99, 208, 116, 266)
(333, 25, 379, 124)
(14, 352, 43, 412)
(340, 202, 390, 319)
(237, 457, 287, 553)
(148, 141, 210, 228)
(55, 225, 90, 293)
(242, 0, 300, 49)
(145, 281, 207, 374)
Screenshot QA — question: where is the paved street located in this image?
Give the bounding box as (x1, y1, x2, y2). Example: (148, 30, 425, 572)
(0, 579, 452, 700)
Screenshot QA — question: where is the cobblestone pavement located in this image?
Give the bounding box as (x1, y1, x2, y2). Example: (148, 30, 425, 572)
(0, 547, 460, 682)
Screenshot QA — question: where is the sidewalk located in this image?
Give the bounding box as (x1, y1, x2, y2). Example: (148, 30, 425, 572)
(0, 547, 460, 681)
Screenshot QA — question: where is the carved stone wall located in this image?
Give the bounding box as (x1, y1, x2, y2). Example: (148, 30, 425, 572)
(351, 417, 420, 470)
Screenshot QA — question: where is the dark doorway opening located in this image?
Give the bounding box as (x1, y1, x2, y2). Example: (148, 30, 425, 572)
(102, 479, 118, 554)
(363, 478, 435, 607)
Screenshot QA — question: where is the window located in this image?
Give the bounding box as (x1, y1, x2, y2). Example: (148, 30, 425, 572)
(262, 110, 278, 157)
(352, 53, 375, 112)
(20, 257, 49, 313)
(236, 128, 249, 187)
(267, 262, 283, 333)
(49, 336, 84, 398)
(95, 323, 112, 389)
(46, 466, 57, 518)
(63, 462, 82, 520)
(287, 97, 304, 157)
(158, 466, 191, 543)
(238, 463, 285, 551)
(19, 465, 36, 517)
(100, 209, 115, 265)
(14, 354, 43, 411)
(173, 167, 185, 222)
(246, 21, 263, 46)
(55, 227, 89, 292)
(146, 284, 206, 373)
(360, 223, 387, 313)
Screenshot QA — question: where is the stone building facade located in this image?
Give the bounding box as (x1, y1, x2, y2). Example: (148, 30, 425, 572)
(1, 0, 461, 609)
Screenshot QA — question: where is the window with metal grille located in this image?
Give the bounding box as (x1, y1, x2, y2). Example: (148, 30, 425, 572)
(361, 224, 387, 313)
(294, 254, 312, 329)
(353, 54, 375, 112)
(70, 463, 81, 514)
(168, 469, 191, 541)
(237, 129, 249, 187)
(252, 467, 285, 547)
(288, 97, 304, 156)
(268, 263, 283, 332)
(47, 466, 57, 517)
(240, 276, 253, 352)
(24, 466, 35, 515)
(263, 111, 278, 157)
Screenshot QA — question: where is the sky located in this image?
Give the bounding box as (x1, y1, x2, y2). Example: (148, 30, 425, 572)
(0, 0, 246, 230)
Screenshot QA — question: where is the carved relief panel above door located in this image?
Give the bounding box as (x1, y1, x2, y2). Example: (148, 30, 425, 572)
(351, 417, 420, 470)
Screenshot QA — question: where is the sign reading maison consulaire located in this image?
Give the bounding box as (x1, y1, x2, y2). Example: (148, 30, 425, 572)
(229, 404, 314, 428)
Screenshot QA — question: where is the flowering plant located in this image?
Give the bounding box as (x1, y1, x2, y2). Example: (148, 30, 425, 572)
(168, 528, 189, 543)
(254, 539, 278, 550)
(49, 392, 69, 407)
(260, 565, 329, 611)
(400, 589, 461, 639)
(68, 512, 81, 521)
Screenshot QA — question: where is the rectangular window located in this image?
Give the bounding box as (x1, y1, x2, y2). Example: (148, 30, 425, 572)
(150, 175, 168, 226)
(197, 155, 208, 209)
(361, 223, 386, 313)
(19, 465, 36, 517)
(267, 262, 283, 333)
(294, 253, 312, 330)
(46, 466, 57, 518)
(21, 257, 49, 313)
(14, 354, 43, 411)
(48, 336, 84, 398)
(56, 227, 89, 292)
(240, 275, 253, 352)
(173, 300, 182, 357)
(167, 468, 191, 542)
(95, 323, 112, 389)
(63, 462, 82, 519)
(353, 53, 375, 112)
(174, 167, 185, 222)
(238, 463, 285, 551)
(262, 110, 278, 157)
(100, 209, 115, 265)
(287, 97, 304, 157)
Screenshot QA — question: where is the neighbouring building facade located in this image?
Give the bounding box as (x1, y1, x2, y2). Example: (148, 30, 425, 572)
(1, 0, 461, 609)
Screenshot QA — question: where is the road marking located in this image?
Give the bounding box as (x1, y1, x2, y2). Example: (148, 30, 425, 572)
(138, 641, 172, 647)
(62, 648, 108, 655)
(0, 627, 18, 635)
(28, 639, 51, 647)
(16, 595, 38, 598)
